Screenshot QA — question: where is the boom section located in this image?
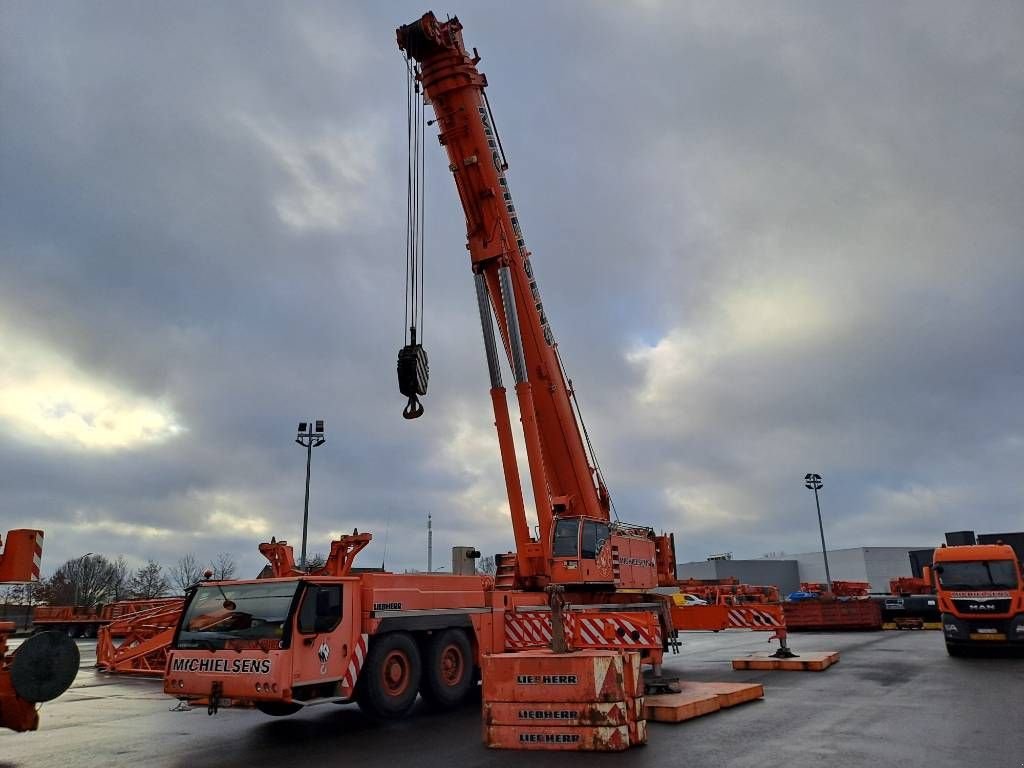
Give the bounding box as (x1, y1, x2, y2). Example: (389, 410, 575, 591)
(397, 13, 609, 548)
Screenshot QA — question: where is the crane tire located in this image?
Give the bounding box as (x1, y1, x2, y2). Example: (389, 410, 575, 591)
(420, 629, 473, 709)
(356, 632, 422, 719)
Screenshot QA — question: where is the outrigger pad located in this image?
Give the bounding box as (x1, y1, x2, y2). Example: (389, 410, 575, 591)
(10, 630, 80, 702)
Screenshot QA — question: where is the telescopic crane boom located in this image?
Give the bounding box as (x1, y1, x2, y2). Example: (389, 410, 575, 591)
(398, 13, 662, 590)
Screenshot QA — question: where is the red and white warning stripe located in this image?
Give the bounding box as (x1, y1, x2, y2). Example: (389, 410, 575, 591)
(727, 607, 782, 629)
(505, 612, 661, 651)
(573, 615, 660, 649)
(341, 633, 369, 693)
(33, 531, 43, 581)
(504, 612, 553, 649)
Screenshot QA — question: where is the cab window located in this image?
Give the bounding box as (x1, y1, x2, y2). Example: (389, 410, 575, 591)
(297, 584, 342, 634)
(581, 521, 610, 559)
(553, 519, 580, 557)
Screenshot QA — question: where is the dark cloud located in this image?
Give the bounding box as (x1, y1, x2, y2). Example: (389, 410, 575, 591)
(1, 2, 1021, 578)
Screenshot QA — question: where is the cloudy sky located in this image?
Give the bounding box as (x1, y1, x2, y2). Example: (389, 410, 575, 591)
(1, 1, 1021, 581)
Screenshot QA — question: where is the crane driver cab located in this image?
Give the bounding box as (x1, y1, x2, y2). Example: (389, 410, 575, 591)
(548, 517, 659, 589)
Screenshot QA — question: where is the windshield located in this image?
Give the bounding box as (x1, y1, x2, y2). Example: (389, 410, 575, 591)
(937, 561, 1019, 591)
(176, 581, 299, 651)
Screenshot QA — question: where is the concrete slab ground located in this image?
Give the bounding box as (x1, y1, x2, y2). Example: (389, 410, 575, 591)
(2, 630, 1021, 768)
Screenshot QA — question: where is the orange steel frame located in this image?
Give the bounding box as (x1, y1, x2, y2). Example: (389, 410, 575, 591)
(96, 599, 185, 676)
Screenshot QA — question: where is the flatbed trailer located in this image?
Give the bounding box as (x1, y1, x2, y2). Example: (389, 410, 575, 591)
(33, 598, 182, 638)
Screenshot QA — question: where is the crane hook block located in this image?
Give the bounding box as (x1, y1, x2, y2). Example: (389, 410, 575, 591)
(397, 343, 429, 419)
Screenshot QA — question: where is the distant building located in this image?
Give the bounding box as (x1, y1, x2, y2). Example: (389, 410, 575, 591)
(788, 547, 929, 592)
(677, 558, 801, 595)
(677, 545, 931, 594)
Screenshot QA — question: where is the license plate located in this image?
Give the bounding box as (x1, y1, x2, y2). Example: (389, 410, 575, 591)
(216, 697, 233, 707)
(968, 633, 1006, 641)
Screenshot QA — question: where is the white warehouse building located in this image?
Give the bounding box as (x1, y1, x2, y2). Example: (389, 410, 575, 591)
(677, 546, 931, 594)
(789, 547, 928, 592)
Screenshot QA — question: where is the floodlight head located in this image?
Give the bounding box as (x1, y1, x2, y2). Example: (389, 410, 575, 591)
(315, 419, 324, 433)
(298, 422, 308, 432)
(803, 472, 823, 490)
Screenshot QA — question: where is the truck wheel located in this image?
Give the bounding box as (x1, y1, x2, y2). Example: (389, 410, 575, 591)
(420, 629, 473, 709)
(356, 632, 422, 719)
(255, 701, 303, 717)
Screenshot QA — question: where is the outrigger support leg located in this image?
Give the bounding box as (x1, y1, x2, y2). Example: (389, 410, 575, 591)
(770, 628, 798, 658)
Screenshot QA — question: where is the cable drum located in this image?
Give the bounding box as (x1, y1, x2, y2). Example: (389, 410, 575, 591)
(10, 630, 81, 703)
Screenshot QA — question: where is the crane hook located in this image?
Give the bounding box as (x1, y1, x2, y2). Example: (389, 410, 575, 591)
(403, 394, 425, 420)
(397, 336, 429, 419)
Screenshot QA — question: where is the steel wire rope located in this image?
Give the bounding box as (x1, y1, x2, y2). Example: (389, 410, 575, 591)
(554, 345, 619, 521)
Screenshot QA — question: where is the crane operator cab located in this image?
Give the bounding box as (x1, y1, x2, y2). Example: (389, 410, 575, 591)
(549, 517, 659, 589)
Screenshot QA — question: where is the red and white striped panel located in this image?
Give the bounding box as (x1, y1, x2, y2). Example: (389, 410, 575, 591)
(505, 612, 661, 651)
(573, 615, 661, 650)
(33, 531, 43, 581)
(727, 607, 783, 629)
(341, 633, 369, 693)
(504, 612, 553, 650)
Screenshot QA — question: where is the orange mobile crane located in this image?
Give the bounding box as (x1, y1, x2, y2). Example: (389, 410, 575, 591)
(1, 530, 80, 732)
(163, 11, 791, 721)
(395, 11, 790, 649)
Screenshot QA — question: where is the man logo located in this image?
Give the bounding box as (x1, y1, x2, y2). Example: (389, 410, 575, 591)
(318, 643, 330, 664)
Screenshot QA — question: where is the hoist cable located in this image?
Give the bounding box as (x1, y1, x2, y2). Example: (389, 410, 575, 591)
(397, 58, 429, 419)
(555, 345, 618, 521)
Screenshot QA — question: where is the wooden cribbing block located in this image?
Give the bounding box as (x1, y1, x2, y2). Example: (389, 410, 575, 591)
(688, 681, 764, 707)
(731, 651, 839, 671)
(644, 681, 764, 722)
(485, 724, 632, 751)
(643, 690, 721, 723)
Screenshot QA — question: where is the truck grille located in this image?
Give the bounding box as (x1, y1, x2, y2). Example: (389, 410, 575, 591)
(952, 598, 1012, 615)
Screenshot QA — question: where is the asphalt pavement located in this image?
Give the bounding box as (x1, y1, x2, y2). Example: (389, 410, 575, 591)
(2, 630, 1021, 768)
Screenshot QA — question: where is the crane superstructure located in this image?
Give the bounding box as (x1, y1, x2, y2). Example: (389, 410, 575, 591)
(397, 12, 665, 592)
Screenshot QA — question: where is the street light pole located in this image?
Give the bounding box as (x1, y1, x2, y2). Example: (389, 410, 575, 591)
(804, 473, 832, 593)
(295, 420, 326, 570)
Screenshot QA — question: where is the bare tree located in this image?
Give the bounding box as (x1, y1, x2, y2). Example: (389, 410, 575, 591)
(209, 553, 237, 581)
(170, 553, 204, 593)
(478, 555, 496, 576)
(128, 560, 169, 599)
(305, 552, 327, 572)
(110, 556, 130, 601)
(39, 554, 126, 607)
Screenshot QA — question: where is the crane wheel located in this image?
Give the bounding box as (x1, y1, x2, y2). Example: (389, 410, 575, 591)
(355, 632, 422, 719)
(419, 629, 473, 709)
